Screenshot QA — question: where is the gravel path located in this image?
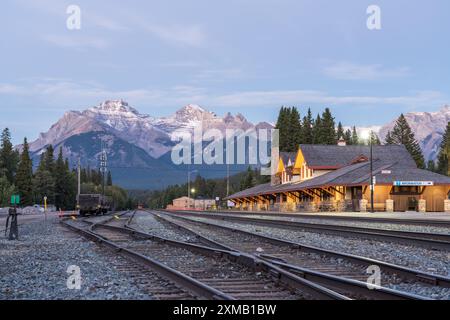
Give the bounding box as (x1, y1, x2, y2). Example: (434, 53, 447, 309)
(0, 216, 152, 300)
(178, 215, 450, 299)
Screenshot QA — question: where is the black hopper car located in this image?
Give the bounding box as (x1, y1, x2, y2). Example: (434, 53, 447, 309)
(77, 194, 112, 216)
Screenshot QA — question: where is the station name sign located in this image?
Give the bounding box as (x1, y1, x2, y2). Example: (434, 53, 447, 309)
(393, 181, 434, 186)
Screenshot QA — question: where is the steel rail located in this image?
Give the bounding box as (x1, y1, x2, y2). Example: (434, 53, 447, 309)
(156, 210, 450, 289)
(167, 210, 450, 251)
(61, 215, 234, 300)
(198, 210, 450, 228)
(90, 212, 350, 300)
(149, 210, 431, 300)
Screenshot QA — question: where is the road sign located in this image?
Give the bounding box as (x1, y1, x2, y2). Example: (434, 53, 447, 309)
(10, 195, 20, 205)
(393, 181, 434, 186)
(381, 170, 392, 175)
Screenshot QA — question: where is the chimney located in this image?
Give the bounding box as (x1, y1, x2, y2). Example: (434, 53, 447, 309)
(337, 137, 346, 146)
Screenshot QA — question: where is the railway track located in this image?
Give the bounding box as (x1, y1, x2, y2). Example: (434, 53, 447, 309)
(168, 211, 450, 251)
(62, 211, 348, 300)
(193, 210, 450, 228)
(151, 210, 450, 299)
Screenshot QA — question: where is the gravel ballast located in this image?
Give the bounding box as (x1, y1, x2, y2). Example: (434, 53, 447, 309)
(0, 216, 152, 300)
(174, 215, 450, 300)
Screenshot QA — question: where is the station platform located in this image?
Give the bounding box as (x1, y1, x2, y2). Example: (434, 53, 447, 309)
(222, 210, 450, 222)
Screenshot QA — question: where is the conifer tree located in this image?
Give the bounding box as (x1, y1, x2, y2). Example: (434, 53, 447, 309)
(33, 147, 56, 204)
(15, 137, 33, 206)
(386, 114, 425, 169)
(312, 114, 322, 144)
(0, 128, 19, 184)
(427, 160, 436, 173)
(336, 122, 345, 141)
(351, 126, 359, 145)
(385, 131, 394, 144)
(107, 171, 113, 186)
(301, 108, 314, 144)
(0, 176, 16, 207)
(289, 107, 302, 151)
(320, 108, 336, 145)
(437, 122, 450, 176)
(344, 129, 352, 145)
(275, 106, 289, 151)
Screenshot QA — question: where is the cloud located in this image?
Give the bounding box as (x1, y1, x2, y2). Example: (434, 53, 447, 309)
(0, 79, 446, 112)
(141, 24, 207, 47)
(43, 34, 110, 49)
(323, 62, 410, 80)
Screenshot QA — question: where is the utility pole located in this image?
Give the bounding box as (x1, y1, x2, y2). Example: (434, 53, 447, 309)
(226, 163, 230, 198)
(188, 166, 191, 209)
(370, 131, 375, 213)
(100, 142, 107, 197)
(77, 157, 81, 199)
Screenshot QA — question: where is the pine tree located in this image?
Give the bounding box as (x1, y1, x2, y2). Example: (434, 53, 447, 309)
(0, 128, 19, 184)
(275, 106, 302, 152)
(240, 166, 255, 190)
(33, 147, 55, 204)
(276, 107, 288, 151)
(289, 107, 302, 151)
(371, 133, 381, 145)
(437, 122, 450, 176)
(312, 114, 322, 144)
(336, 122, 345, 141)
(351, 127, 359, 145)
(427, 160, 436, 173)
(320, 108, 336, 145)
(387, 114, 425, 169)
(107, 171, 113, 186)
(301, 108, 313, 144)
(0, 176, 16, 207)
(43, 145, 55, 174)
(385, 131, 394, 144)
(15, 137, 33, 206)
(344, 129, 352, 145)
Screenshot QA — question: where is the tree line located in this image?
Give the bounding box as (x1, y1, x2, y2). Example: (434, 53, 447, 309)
(275, 106, 380, 152)
(0, 128, 130, 209)
(139, 167, 269, 209)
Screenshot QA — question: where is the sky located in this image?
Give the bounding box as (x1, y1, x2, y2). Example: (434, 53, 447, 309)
(1, 0, 450, 144)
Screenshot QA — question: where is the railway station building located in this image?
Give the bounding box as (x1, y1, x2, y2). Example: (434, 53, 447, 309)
(226, 142, 450, 213)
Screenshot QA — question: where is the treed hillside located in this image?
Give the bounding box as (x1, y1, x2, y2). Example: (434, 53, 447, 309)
(0, 128, 132, 209)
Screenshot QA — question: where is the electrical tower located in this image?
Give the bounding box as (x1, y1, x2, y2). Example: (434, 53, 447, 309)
(100, 141, 108, 196)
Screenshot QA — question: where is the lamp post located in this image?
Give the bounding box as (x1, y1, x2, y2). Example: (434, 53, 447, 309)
(187, 168, 198, 209)
(362, 130, 375, 213)
(369, 131, 374, 213)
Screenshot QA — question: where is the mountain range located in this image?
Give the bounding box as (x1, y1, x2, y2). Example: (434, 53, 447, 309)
(26, 100, 272, 189)
(378, 105, 450, 162)
(22, 100, 449, 189)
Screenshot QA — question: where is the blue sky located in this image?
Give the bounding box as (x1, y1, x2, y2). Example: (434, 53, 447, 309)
(1, 0, 449, 144)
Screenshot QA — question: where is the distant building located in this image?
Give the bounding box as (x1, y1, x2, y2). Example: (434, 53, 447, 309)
(226, 142, 450, 213)
(167, 196, 216, 210)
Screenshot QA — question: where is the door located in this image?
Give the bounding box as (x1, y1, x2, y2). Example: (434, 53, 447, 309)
(351, 187, 363, 211)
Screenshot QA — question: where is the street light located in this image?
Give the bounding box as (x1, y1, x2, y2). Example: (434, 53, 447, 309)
(361, 130, 375, 213)
(187, 168, 198, 209)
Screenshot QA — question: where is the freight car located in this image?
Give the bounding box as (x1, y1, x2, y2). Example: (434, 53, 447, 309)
(77, 194, 111, 216)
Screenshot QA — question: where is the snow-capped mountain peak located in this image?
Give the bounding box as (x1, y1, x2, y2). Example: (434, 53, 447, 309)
(88, 99, 142, 117)
(379, 105, 450, 162)
(172, 104, 213, 122)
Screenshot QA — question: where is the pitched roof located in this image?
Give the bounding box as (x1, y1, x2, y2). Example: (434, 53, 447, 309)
(299, 144, 416, 169)
(279, 152, 297, 167)
(226, 160, 450, 200)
